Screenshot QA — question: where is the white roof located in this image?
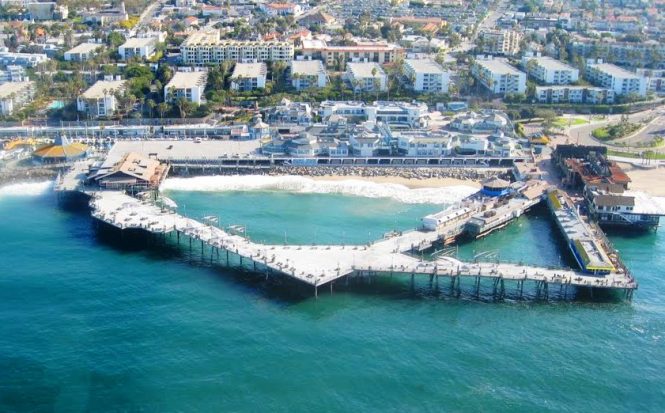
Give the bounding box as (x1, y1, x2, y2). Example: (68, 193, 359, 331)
(231, 62, 267, 78)
(0, 81, 32, 99)
(404, 58, 445, 74)
(182, 30, 290, 47)
(291, 59, 325, 76)
(80, 80, 126, 99)
(120, 37, 158, 48)
(589, 63, 641, 79)
(476, 58, 524, 76)
(65, 43, 102, 55)
(347, 62, 385, 78)
(530, 56, 576, 71)
(165, 71, 208, 89)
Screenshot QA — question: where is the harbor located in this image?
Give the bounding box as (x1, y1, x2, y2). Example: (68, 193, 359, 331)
(45, 137, 647, 303)
(77, 174, 636, 301)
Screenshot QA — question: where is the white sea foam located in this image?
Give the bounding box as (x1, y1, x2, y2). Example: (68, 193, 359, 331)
(161, 175, 478, 205)
(0, 180, 53, 198)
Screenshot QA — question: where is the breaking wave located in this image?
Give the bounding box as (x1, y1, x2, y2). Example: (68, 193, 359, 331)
(0, 181, 52, 198)
(161, 175, 478, 205)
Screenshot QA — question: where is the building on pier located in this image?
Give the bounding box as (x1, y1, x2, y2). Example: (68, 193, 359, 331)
(32, 136, 88, 164)
(93, 152, 169, 192)
(546, 189, 616, 275)
(480, 178, 510, 197)
(553, 144, 663, 230)
(584, 183, 665, 230)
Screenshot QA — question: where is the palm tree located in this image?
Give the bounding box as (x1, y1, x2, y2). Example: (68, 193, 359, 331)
(146, 98, 156, 118)
(157, 102, 168, 119)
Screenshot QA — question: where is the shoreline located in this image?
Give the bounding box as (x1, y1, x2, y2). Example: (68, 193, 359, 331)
(617, 163, 665, 197)
(309, 174, 481, 189)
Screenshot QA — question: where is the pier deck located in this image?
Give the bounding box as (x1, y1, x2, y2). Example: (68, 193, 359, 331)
(89, 191, 637, 296)
(55, 159, 93, 192)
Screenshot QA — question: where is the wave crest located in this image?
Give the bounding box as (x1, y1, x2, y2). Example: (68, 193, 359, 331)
(0, 181, 53, 198)
(161, 175, 478, 205)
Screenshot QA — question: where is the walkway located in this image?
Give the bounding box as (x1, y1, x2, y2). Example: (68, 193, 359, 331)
(89, 191, 637, 295)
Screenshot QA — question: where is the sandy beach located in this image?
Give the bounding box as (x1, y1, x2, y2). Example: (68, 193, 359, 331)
(618, 163, 665, 196)
(311, 174, 482, 189)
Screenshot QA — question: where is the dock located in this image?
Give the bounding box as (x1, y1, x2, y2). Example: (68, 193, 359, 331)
(87, 190, 637, 300)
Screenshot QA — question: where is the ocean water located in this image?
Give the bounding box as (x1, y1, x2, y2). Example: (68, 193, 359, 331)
(1, 180, 664, 412)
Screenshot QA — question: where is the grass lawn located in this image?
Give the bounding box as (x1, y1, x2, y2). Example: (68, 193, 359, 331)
(552, 117, 588, 128)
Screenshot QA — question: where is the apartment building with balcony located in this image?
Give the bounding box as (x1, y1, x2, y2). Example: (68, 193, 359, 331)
(164, 70, 208, 104)
(471, 57, 526, 95)
(521, 55, 579, 85)
(586, 61, 647, 97)
(180, 31, 294, 64)
(76, 79, 126, 118)
(402, 58, 450, 93)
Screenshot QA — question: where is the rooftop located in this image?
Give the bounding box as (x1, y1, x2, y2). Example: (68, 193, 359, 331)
(165, 71, 208, 89)
(475, 58, 524, 76)
(404, 58, 446, 74)
(120, 37, 158, 48)
(291, 60, 325, 76)
(231, 62, 267, 78)
(529, 56, 576, 72)
(347, 62, 385, 78)
(80, 80, 126, 99)
(0, 81, 32, 99)
(65, 43, 103, 55)
(182, 31, 291, 47)
(589, 62, 641, 79)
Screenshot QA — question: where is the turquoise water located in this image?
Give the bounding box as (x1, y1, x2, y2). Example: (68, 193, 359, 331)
(48, 100, 65, 110)
(1, 187, 664, 411)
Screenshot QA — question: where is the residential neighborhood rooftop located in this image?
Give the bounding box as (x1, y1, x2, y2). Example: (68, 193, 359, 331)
(80, 80, 126, 99)
(404, 58, 446, 74)
(231, 62, 267, 78)
(291, 60, 325, 76)
(166, 71, 208, 89)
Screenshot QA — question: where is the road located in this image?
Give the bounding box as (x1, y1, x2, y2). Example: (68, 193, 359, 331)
(137, 0, 162, 28)
(567, 107, 665, 152)
(451, 0, 509, 53)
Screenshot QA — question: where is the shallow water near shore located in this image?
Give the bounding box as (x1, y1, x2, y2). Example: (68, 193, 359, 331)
(1, 182, 664, 411)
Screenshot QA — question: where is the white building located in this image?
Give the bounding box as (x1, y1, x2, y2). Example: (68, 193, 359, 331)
(230, 62, 267, 91)
(180, 31, 294, 64)
(0, 65, 28, 82)
(0, 81, 34, 115)
(118, 37, 158, 61)
(395, 131, 454, 156)
(521, 55, 579, 85)
(585, 61, 647, 97)
(471, 57, 526, 95)
(164, 70, 208, 104)
(403, 58, 449, 93)
(320, 101, 429, 128)
(479, 30, 522, 56)
(345, 62, 387, 92)
(64, 43, 103, 62)
(535, 86, 615, 104)
(349, 130, 382, 156)
(0, 49, 48, 67)
(635, 69, 665, 94)
(301, 39, 403, 68)
(259, 2, 302, 16)
(76, 80, 126, 118)
(290, 60, 328, 90)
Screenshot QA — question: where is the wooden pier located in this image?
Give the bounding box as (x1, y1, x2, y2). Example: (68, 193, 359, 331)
(87, 191, 637, 301)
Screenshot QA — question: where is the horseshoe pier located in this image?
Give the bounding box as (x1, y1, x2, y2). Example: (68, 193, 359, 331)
(85, 187, 637, 301)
